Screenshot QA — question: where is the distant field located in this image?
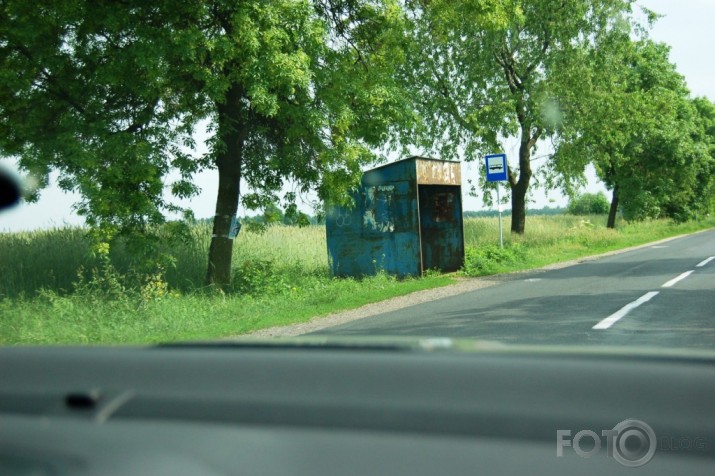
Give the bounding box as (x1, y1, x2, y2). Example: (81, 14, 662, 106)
(1, 214, 713, 344)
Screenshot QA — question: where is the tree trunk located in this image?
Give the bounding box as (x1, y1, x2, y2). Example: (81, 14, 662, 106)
(511, 181, 528, 234)
(509, 130, 533, 235)
(206, 84, 245, 289)
(607, 185, 619, 229)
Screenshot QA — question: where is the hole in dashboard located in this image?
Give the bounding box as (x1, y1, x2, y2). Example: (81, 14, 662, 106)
(65, 391, 102, 410)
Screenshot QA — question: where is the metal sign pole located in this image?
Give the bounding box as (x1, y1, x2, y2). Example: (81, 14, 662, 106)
(496, 183, 503, 249)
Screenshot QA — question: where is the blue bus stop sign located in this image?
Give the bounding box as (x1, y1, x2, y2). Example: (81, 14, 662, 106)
(485, 154, 508, 182)
(484, 153, 507, 248)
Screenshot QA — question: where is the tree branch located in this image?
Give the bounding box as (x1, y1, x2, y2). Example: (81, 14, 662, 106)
(11, 43, 88, 116)
(427, 58, 477, 132)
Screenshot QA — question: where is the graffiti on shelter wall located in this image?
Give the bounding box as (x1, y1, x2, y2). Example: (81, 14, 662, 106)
(363, 185, 395, 233)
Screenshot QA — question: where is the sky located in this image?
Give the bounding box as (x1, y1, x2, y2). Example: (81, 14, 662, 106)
(2, 0, 714, 231)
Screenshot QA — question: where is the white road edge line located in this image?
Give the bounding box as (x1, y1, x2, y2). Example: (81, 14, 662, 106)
(592, 292, 660, 330)
(662, 270, 694, 288)
(696, 256, 715, 267)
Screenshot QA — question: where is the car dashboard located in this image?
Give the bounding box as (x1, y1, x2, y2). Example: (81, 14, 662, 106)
(1, 339, 714, 475)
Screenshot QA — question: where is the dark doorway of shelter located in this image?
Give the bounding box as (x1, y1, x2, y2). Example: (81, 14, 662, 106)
(418, 185, 465, 273)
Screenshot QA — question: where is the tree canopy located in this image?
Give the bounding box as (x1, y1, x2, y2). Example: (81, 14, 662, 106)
(401, 0, 636, 233)
(0, 0, 411, 287)
(553, 38, 715, 226)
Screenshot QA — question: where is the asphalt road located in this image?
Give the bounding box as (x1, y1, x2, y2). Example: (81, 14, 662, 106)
(316, 229, 715, 349)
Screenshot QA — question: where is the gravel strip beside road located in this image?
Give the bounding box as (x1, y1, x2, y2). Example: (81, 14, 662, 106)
(237, 276, 503, 338)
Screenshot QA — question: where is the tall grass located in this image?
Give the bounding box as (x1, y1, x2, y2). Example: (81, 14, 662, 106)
(2, 215, 714, 297)
(0, 272, 453, 345)
(0, 223, 330, 298)
(0, 227, 92, 297)
(464, 214, 620, 248)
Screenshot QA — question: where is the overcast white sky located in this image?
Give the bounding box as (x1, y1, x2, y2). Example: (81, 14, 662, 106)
(2, 0, 714, 231)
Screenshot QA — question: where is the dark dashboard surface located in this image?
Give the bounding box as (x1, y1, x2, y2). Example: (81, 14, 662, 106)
(1, 342, 714, 475)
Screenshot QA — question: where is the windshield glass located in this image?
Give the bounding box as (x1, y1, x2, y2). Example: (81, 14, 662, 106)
(1, 0, 714, 353)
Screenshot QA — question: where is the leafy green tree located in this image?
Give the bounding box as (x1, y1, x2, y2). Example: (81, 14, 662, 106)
(568, 192, 610, 215)
(282, 203, 311, 227)
(402, 0, 635, 234)
(0, 0, 411, 289)
(262, 203, 283, 226)
(554, 38, 713, 227)
(690, 97, 715, 217)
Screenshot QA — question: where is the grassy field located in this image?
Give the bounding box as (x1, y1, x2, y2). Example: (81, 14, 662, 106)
(1, 214, 713, 344)
(461, 215, 715, 275)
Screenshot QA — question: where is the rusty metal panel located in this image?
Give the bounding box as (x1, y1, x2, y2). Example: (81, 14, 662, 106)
(363, 158, 417, 187)
(326, 184, 421, 277)
(418, 185, 465, 273)
(416, 158, 461, 186)
(362, 180, 416, 234)
(326, 193, 366, 276)
(362, 185, 397, 233)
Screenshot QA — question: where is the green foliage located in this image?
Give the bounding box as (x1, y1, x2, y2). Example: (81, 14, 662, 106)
(0, 0, 200, 232)
(0, 0, 414, 287)
(232, 259, 291, 296)
(462, 243, 525, 276)
(401, 0, 636, 233)
(556, 37, 715, 224)
(689, 97, 715, 217)
(262, 203, 284, 226)
(568, 192, 610, 215)
(282, 203, 311, 227)
(72, 256, 128, 303)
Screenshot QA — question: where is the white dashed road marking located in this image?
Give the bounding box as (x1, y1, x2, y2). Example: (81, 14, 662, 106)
(592, 292, 660, 330)
(593, 262, 704, 330)
(696, 256, 715, 268)
(662, 270, 694, 288)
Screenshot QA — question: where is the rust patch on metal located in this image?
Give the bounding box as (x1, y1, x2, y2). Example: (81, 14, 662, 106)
(418, 185, 464, 273)
(416, 159, 461, 185)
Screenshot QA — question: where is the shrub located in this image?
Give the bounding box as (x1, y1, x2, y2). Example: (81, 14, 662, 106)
(568, 192, 610, 215)
(231, 259, 288, 296)
(462, 244, 525, 276)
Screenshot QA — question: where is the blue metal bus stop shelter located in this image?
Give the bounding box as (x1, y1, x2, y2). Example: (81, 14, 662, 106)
(326, 156, 465, 277)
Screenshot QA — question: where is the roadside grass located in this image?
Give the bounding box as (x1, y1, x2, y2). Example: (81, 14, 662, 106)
(0, 273, 452, 345)
(462, 215, 715, 276)
(1, 214, 714, 344)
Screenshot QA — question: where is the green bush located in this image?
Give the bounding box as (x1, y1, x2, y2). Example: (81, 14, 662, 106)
(231, 259, 289, 296)
(568, 192, 610, 215)
(462, 243, 525, 276)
